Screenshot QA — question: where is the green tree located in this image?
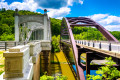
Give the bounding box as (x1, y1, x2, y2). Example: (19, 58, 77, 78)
(0, 33, 14, 41)
(50, 18, 61, 36)
(87, 57, 120, 80)
(52, 35, 60, 53)
(0, 24, 11, 34)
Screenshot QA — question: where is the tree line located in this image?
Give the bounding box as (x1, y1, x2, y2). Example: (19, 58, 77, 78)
(51, 19, 120, 41)
(0, 8, 120, 41)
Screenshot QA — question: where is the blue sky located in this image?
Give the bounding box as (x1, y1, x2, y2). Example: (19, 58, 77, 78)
(0, 0, 120, 31)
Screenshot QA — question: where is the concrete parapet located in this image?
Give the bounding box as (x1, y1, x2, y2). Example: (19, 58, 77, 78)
(28, 41, 41, 56)
(41, 40, 51, 51)
(1, 40, 51, 80)
(3, 45, 30, 79)
(3, 63, 33, 80)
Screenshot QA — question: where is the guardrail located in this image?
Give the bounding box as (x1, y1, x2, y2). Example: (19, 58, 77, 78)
(0, 41, 29, 50)
(75, 40, 120, 53)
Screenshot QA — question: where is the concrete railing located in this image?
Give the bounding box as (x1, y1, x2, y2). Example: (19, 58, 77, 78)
(1, 40, 51, 80)
(29, 41, 41, 56)
(75, 40, 120, 53)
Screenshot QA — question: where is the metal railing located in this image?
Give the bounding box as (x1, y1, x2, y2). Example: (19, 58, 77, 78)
(75, 40, 120, 53)
(0, 41, 29, 50)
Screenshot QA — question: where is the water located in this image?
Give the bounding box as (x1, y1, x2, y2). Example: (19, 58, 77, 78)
(50, 53, 61, 77)
(72, 65, 98, 80)
(63, 49, 99, 79)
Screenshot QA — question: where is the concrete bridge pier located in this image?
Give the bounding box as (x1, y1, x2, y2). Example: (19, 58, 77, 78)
(40, 51, 51, 75)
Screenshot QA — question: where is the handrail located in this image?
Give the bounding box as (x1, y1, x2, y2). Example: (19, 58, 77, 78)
(0, 41, 29, 50)
(75, 40, 120, 44)
(76, 40, 120, 54)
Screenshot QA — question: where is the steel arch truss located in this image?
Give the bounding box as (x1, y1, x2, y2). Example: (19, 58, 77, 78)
(60, 17, 119, 80)
(61, 17, 118, 42)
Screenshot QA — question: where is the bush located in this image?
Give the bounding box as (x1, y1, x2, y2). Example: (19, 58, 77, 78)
(40, 72, 67, 80)
(87, 57, 120, 80)
(0, 33, 14, 41)
(52, 35, 60, 53)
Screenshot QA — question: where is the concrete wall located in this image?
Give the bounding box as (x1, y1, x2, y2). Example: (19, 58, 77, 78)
(1, 40, 51, 80)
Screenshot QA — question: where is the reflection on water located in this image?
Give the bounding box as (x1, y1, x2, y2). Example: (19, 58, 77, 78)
(51, 63, 62, 76)
(50, 52, 76, 80)
(50, 53, 61, 77)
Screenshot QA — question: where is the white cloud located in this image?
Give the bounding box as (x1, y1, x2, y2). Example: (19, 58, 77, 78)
(89, 14, 108, 21)
(48, 7, 71, 19)
(0, 0, 38, 11)
(67, 0, 73, 6)
(89, 14, 120, 31)
(79, 0, 84, 4)
(99, 16, 120, 25)
(9, 0, 38, 11)
(104, 25, 120, 31)
(0, 1, 9, 9)
(0, 0, 5, 2)
(46, 0, 84, 19)
(0, 0, 84, 19)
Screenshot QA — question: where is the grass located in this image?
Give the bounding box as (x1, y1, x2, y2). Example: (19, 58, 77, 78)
(0, 51, 5, 75)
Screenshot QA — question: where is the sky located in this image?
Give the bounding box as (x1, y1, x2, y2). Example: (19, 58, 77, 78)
(0, 0, 120, 31)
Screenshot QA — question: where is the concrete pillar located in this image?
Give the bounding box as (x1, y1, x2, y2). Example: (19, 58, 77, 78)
(44, 14, 48, 40)
(38, 30, 39, 40)
(15, 9, 19, 41)
(40, 51, 51, 75)
(36, 30, 37, 40)
(33, 31, 35, 40)
(32, 31, 35, 40)
(38, 29, 40, 40)
(35, 30, 37, 40)
(37, 30, 38, 40)
(34, 30, 36, 40)
(22, 26, 24, 41)
(34, 30, 35, 40)
(47, 19, 50, 40)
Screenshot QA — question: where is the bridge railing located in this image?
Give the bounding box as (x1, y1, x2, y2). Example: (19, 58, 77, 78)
(76, 40, 120, 53)
(0, 41, 29, 50)
(2, 41, 44, 80)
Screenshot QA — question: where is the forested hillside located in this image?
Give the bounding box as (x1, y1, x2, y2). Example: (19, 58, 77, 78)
(72, 27, 120, 41)
(0, 8, 120, 41)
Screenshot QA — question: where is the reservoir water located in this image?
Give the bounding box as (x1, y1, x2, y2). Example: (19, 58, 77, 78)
(72, 65, 97, 80)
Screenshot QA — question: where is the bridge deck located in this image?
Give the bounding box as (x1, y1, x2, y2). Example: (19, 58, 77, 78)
(77, 43, 120, 59)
